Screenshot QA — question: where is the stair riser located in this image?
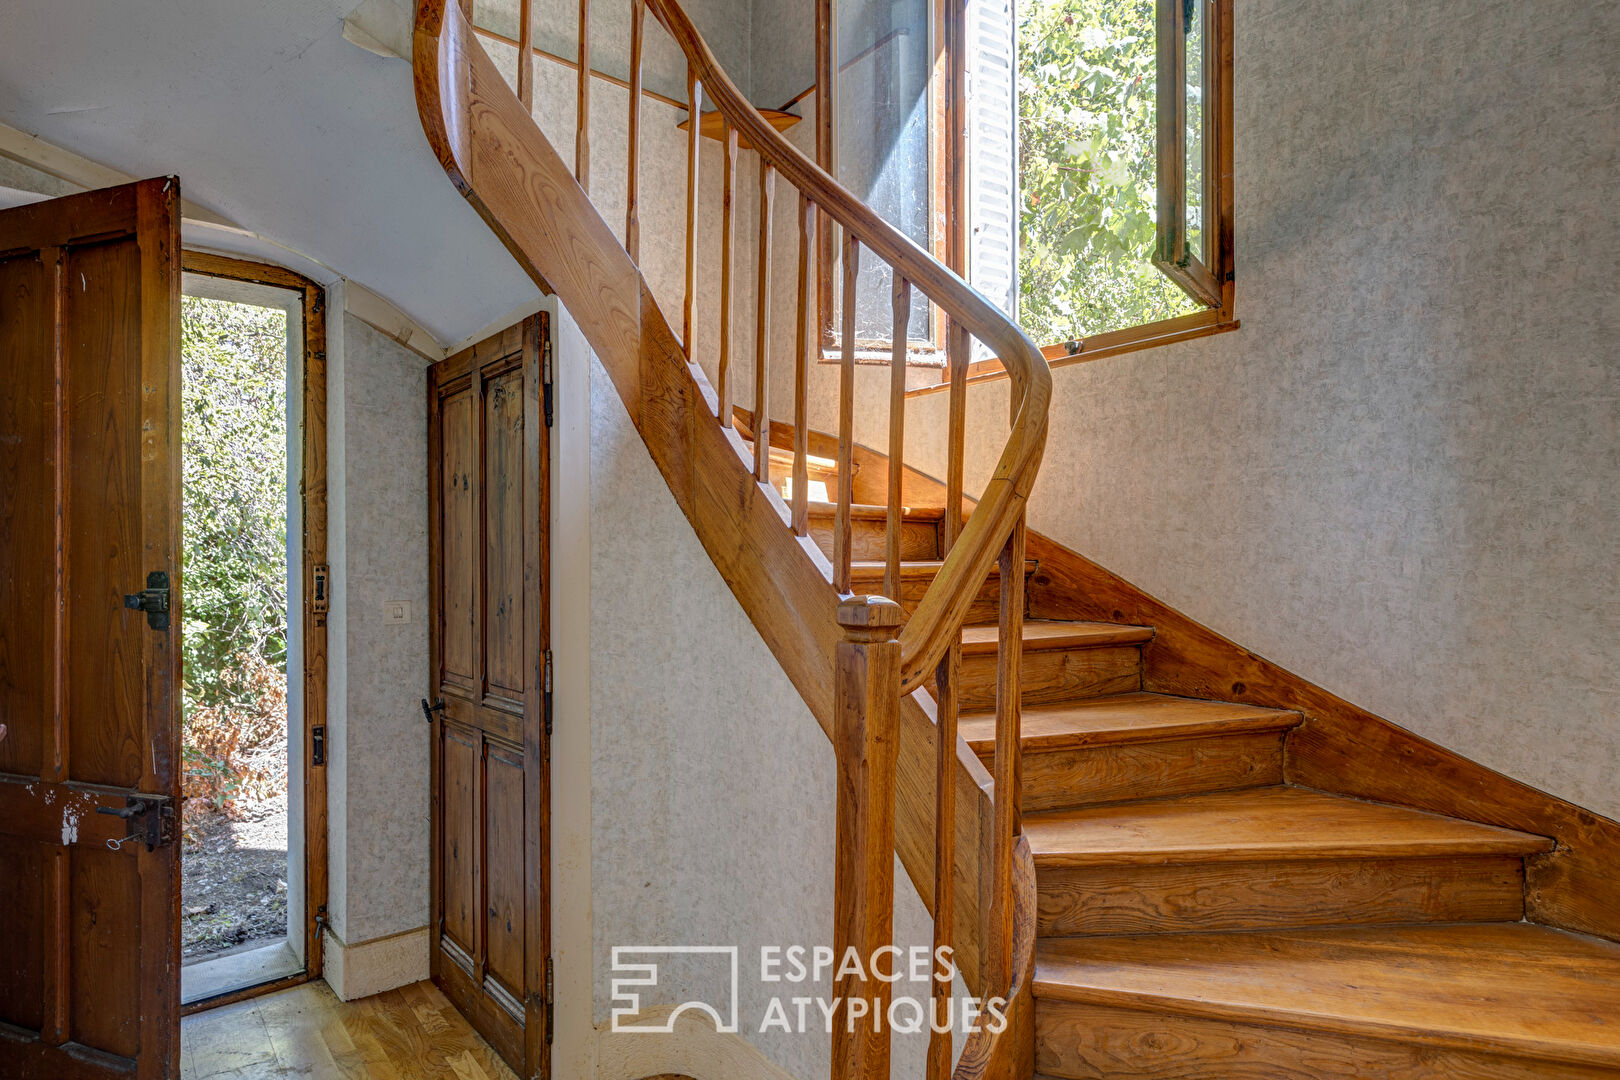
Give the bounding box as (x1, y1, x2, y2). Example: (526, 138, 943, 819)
(1036, 854, 1526, 937)
(989, 730, 1286, 812)
(959, 646, 1141, 709)
(890, 573, 1008, 625)
(809, 517, 941, 563)
(1034, 1001, 1611, 1080)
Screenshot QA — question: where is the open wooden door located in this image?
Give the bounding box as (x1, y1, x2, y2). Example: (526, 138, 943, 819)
(0, 179, 183, 1079)
(426, 314, 552, 1078)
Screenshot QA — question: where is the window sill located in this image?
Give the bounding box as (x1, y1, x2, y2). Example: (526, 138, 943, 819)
(903, 310, 1240, 398)
(817, 345, 947, 369)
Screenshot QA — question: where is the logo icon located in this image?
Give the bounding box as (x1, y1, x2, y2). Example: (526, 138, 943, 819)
(610, 946, 740, 1033)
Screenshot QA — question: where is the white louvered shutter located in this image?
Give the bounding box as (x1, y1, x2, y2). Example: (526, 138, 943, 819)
(965, 0, 1019, 356)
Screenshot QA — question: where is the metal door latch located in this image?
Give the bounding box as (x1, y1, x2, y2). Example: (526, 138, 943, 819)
(96, 796, 175, 852)
(123, 571, 171, 630)
(420, 698, 446, 724)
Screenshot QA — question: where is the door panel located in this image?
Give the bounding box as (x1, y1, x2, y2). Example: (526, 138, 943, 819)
(428, 315, 550, 1079)
(483, 743, 526, 996)
(0, 179, 183, 1080)
(484, 367, 526, 704)
(443, 724, 480, 956)
(441, 385, 478, 691)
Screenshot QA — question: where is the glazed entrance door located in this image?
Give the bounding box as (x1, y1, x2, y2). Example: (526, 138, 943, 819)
(0, 178, 184, 1079)
(426, 314, 551, 1078)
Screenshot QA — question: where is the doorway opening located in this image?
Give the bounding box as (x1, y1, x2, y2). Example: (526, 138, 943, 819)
(178, 254, 327, 1009)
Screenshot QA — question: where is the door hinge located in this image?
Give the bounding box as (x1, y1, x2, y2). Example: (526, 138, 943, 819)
(541, 335, 555, 429)
(542, 650, 554, 737)
(123, 571, 171, 630)
(544, 956, 554, 1044)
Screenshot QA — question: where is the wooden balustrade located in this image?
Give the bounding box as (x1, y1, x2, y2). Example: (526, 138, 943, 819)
(752, 160, 774, 483)
(625, 0, 643, 258)
(832, 596, 902, 1080)
(414, 4, 1050, 1078)
(517, 0, 533, 107)
(717, 121, 738, 428)
(885, 277, 911, 601)
(576, 0, 590, 186)
(792, 192, 814, 536)
(833, 236, 859, 593)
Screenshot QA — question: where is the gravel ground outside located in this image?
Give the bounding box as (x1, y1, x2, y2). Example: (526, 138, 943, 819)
(181, 788, 290, 960)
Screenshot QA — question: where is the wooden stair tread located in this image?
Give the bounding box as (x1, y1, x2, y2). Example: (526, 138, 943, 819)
(1023, 786, 1553, 868)
(959, 692, 1298, 753)
(804, 500, 945, 522)
(959, 620, 1152, 654)
(1034, 923, 1620, 1069)
(763, 444, 837, 472)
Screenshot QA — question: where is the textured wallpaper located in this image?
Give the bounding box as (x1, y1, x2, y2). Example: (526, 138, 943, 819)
(913, 0, 1620, 821)
(327, 312, 432, 945)
(587, 353, 940, 1078)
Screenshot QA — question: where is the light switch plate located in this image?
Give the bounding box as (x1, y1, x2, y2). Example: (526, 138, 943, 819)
(383, 600, 411, 625)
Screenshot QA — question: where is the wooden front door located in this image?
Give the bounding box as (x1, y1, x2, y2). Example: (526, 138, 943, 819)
(427, 314, 551, 1078)
(0, 179, 184, 1079)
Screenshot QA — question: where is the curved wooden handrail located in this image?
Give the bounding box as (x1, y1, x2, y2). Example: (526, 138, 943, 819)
(639, 0, 1051, 695)
(414, 2, 1044, 1078)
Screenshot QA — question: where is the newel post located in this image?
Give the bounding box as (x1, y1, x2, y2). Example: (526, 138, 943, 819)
(832, 595, 904, 1080)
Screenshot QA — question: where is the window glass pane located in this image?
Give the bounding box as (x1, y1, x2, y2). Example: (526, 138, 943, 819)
(1185, 0, 1206, 266)
(1017, 0, 1200, 344)
(837, 0, 934, 344)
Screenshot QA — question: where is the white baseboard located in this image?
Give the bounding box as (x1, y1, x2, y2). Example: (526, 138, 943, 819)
(322, 925, 430, 1001)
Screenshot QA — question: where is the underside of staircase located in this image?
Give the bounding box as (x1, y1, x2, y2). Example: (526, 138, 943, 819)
(800, 485, 1620, 1079)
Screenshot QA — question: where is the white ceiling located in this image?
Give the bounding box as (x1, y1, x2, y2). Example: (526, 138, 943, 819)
(0, 0, 539, 347)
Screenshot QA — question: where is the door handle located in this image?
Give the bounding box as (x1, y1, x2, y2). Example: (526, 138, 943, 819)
(95, 796, 174, 851)
(123, 571, 171, 630)
(421, 698, 446, 724)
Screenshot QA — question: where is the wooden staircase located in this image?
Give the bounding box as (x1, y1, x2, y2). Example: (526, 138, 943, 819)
(808, 496, 1620, 1078)
(412, 0, 1620, 1073)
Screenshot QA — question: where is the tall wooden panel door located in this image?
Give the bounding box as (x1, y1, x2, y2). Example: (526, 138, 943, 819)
(0, 178, 183, 1078)
(427, 314, 551, 1078)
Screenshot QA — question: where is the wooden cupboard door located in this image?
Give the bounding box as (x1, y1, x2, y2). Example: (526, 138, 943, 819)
(427, 315, 550, 1079)
(0, 179, 183, 1079)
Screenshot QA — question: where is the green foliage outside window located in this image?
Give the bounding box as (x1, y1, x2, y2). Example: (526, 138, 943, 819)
(181, 297, 289, 811)
(1017, 0, 1200, 345)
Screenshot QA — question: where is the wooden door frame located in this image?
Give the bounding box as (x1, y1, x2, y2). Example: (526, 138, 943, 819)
(176, 250, 329, 1013)
(426, 313, 552, 1079)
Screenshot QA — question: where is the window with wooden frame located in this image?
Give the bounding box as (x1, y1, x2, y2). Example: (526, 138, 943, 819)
(819, 0, 1234, 378)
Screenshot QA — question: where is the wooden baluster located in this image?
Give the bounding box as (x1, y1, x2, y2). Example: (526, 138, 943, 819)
(928, 640, 960, 1080)
(944, 319, 969, 550)
(792, 193, 814, 535)
(884, 276, 910, 601)
(517, 0, 534, 109)
(717, 122, 738, 427)
(753, 161, 776, 482)
(989, 511, 1026, 992)
(625, 0, 643, 259)
(831, 595, 902, 1080)
(683, 68, 703, 358)
(834, 236, 859, 593)
(575, 0, 591, 188)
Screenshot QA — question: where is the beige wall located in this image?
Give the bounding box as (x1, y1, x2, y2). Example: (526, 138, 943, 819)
(325, 303, 433, 994)
(545, 297, 947, 1078)
(906, 0, 1620, 821)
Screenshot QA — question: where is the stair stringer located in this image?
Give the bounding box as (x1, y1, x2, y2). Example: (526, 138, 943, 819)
(413, 0, 998, 992)
(831, 425, 1620, 948)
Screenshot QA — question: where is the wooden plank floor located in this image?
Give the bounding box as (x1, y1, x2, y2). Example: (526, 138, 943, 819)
(181, 979, 519, 1079)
